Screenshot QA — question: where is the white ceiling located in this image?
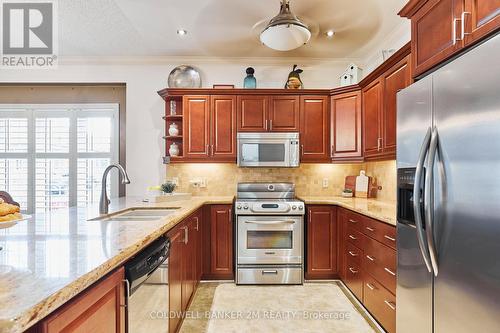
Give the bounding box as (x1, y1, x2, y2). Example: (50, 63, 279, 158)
(59, 0, 409, 58)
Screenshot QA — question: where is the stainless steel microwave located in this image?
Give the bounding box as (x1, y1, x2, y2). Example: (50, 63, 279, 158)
(237, 132, 299, 167)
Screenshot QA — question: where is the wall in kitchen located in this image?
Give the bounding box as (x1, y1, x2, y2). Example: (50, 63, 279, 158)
(0, 58, 353, 196)
(165, 162, 396, 202)
(364, 160, 397, 202)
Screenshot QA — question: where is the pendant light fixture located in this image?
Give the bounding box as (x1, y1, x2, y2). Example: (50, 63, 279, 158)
(260, 0, 311, 51)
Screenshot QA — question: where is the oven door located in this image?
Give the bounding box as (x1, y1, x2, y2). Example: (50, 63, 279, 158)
(237, 138, 296, 167)
(237, 215, 303, 264)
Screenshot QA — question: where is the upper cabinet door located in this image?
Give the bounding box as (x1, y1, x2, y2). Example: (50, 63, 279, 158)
(269, 96, 300, 132)
(210, 95, 236, 161)
(331, 90, 363, 162)
(183, 96, 210, 159)
(237, 96, 269, 132)
(411, 0, 464, 77)
(464, 0, 500, 45)
(299, 96, 330, 162)
(382, 55, 411, 156)
(363, 79, 383, 158)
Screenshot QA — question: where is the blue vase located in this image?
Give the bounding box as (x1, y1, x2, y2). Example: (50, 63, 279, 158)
(243, 67, 257, 89)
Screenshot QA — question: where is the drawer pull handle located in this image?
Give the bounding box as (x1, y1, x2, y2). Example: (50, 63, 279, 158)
(348, 251, 358, 257)
(348, 235, 357, 240)
(366, 255, 376, 262)
(384, 300, 396, 311)
(384, 235, 396, 242)
(384, 267, 396, 276)
(262, 270, 278, 275)
(366, 283, 376, 291)
(349, 219, 358, 224)
(366, 226, 375, 232)
(348, 267, 358, 274)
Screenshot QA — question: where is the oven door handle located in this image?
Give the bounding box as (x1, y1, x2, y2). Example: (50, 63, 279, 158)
(244, 220, 296, 225)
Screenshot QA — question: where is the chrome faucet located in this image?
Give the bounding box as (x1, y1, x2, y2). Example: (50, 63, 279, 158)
(99, 164, 130, 215)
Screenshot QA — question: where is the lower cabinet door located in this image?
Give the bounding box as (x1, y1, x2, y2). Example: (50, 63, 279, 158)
(363, 274, 396, 333)
(41, 268, 126, 333)
(168, 227, 184, 333)
(344, 256, 363, 301)
(306, 206, 338, 279)
(210, 205, 234, 279)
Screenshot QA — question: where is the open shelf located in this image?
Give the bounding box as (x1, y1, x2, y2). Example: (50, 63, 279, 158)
(163, 115, 183, 120)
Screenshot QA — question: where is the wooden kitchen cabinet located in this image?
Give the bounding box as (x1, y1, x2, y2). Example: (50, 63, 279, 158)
(208, 205, 234, 279)
(465, 0, 500, 46)
(269, 96, 300, 131)
(330, 90, 363, 162)
(237, 95, 269, 132)
(210, 95, 237, 161)
(168, 226, 184, 333)
(300, 96, 330, 162)
(306, 206, 338, 279)
(338, 207, 397, 333)
(363, 54, 411, 160)
(183, 95, 210, 159)
(168, 209, 203, 333)
(40, 268, 125, 333)
(363, 79, 383, 158)
(382, 55, 411, 156)
(399, 0, 499, 77)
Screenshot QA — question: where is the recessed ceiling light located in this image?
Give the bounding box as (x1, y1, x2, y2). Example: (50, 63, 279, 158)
(177, 29, 187, 36)
(326, 30, 335, 38)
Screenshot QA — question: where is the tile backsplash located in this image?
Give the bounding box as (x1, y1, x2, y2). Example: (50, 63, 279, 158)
(165, 161, 396, 202)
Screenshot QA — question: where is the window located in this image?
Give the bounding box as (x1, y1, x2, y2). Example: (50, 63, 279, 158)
(0, 104, 119, 213)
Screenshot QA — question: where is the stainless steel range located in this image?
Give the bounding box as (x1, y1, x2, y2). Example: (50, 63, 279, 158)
(235, 182, 304, 285)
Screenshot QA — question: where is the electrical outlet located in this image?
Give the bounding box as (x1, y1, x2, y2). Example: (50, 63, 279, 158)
(189, 179, 200, 188)
(322, 178, 329, 188)
(171, 177, 179, 185)
(200, 178, 207, 188)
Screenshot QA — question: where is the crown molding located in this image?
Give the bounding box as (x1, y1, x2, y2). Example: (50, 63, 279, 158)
(58, 55, 364, 66)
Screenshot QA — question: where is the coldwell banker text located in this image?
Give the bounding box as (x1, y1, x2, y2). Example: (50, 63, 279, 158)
(1, 0, 57, 68)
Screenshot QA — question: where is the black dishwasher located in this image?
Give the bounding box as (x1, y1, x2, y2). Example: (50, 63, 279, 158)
(125, 236, 170, 333)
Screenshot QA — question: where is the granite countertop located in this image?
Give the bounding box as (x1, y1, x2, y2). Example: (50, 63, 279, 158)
(0, 196, 233, 333)
(298, 196, 396, 226)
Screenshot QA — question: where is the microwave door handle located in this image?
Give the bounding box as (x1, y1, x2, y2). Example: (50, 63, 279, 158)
(245, 220, 296, 225)
(425, 127, 440, 276)
(414, 126, 433, 273)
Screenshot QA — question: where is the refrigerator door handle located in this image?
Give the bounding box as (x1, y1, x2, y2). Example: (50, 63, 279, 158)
(414, 126, 433, 273)
(425, 127, 440, 276)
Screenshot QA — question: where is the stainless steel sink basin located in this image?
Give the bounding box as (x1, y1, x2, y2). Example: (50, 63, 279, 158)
(90, 208, 180, 222)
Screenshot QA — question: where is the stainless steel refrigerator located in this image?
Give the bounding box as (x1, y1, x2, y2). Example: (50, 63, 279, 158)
(396, 31, 500, 333)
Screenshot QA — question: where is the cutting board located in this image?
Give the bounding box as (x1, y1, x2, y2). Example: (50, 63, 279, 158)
(355, 171, 370, 198)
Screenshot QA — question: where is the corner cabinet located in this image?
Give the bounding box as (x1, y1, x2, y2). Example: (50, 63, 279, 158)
(399, 0, 500, 78)
(306, 206, 338, 279)
(300, 96, 330, 162)
(40, 268, 126, 333)
(331, 90, 363, 162)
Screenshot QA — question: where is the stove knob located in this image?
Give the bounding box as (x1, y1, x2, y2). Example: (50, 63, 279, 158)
(243, 204, 249, 210)
(298, 205, 304, 210)
(237, 205, 242, 210)
(292, 205, 297, 210)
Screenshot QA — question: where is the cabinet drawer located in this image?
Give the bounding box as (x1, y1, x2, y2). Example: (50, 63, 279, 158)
(362, 217, 396, 249)
(364, 274, 396, 333)
(363, 236, 396, 294)
(345, 242, 362, 266)
(345, 226, 364, 250)
(345, 256, 363, 301)
(344, 210, 363, 231)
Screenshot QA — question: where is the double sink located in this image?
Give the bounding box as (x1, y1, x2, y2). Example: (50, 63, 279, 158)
(90, 207, 180, 222)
